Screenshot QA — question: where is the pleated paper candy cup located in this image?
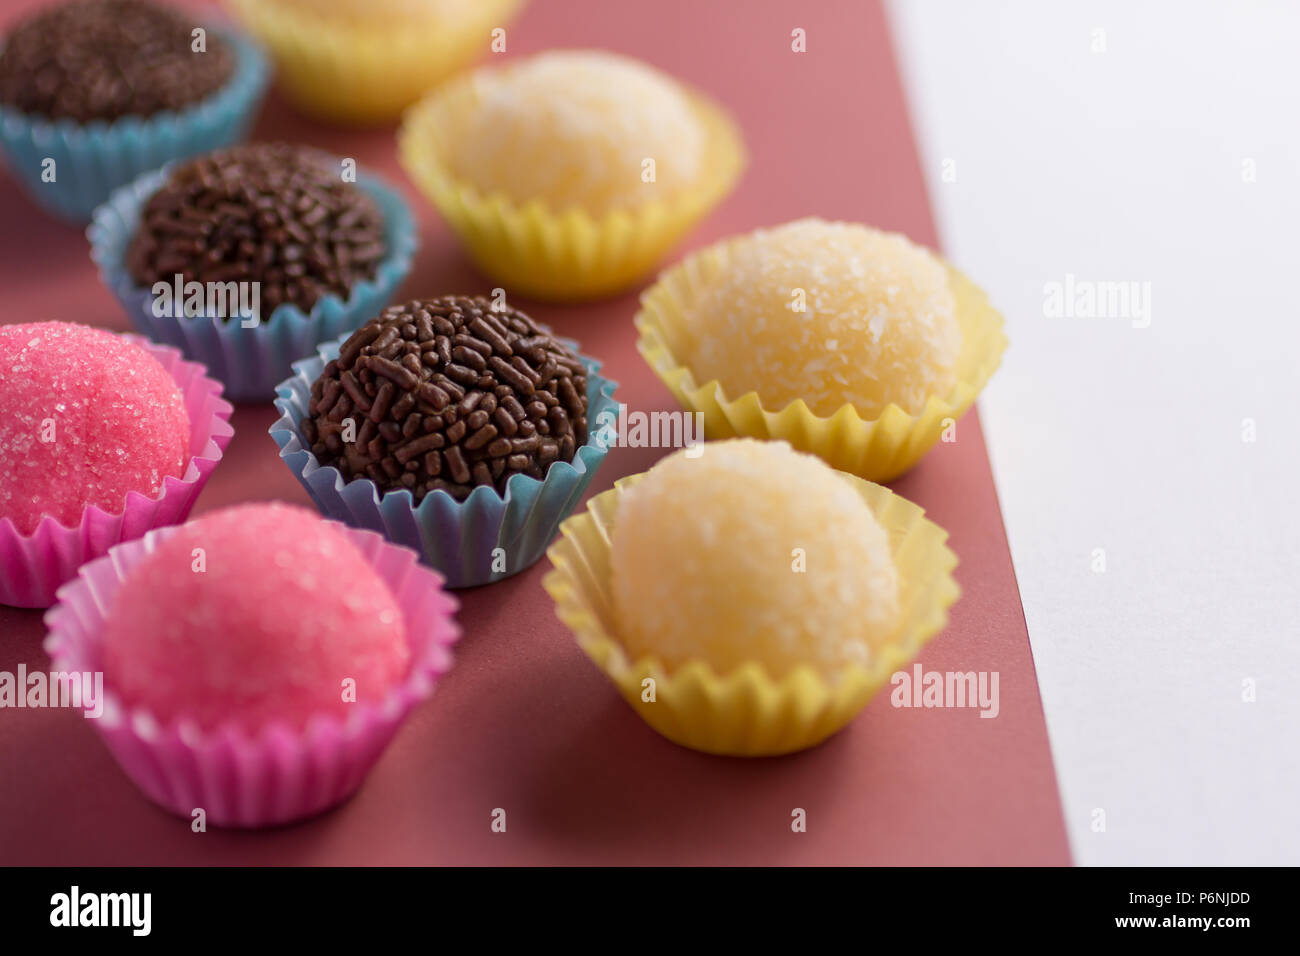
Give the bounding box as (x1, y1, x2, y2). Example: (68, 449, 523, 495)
(635, 255, 1008, 482)
(0, 28, 268, 223)
(397, 75, 745, 302)
(543, 472, 960, 757)
(88, 162, 417, 403)
(270, 336, 619, 588)
(0, 338, 233, 609)
(228, 0, 524, 125)
(43, 523, 460, 828)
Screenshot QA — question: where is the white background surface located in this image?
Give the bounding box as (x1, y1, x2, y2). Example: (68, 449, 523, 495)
(889, 0, 1299, 865)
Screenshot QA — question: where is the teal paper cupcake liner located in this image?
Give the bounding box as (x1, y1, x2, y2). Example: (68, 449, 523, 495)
(0, 27, 269, 223)
(88, 163, 418, 403)
(270, 335, 619, 588)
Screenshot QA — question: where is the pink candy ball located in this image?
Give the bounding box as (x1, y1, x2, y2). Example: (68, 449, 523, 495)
(102, 503, 411, 733)
(0, 321, 190, 535)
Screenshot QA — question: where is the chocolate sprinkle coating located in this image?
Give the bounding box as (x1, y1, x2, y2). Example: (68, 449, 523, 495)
(125, 142, 387, 319)
(0, 0, 234, 123)
(304, 296, 589, 502)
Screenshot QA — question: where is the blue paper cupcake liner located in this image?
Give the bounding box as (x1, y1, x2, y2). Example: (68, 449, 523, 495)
(88, 163, 418, 403)
(0, 27, 269, 223)
(270, 335, 619, 589)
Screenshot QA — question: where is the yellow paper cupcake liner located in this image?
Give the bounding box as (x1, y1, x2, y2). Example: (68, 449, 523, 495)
(542, 471, 959, 757)
(398, 74, 746, 302)
(228, 0, 523, 125)
(635, 254, 1007, 482)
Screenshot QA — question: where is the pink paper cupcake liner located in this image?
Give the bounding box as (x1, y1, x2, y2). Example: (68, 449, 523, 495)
(0, 337, 234, 608)
(43, 522, 460, 828)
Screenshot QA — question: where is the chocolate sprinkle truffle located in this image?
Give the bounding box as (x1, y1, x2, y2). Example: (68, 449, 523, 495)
(0, 0, 234, 123)
(125, 143, 387, 319)
(304, 296, 589, 502)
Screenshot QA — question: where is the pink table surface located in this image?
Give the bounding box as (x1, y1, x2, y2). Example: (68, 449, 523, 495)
(0, 0, 1070, 865)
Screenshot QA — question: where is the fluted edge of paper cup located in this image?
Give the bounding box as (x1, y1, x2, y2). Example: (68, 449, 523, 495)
(0, 27, 269, 223)
(0, 337, 233, 608)
(270, 334, 619, 588)
(42, 522, 460, 828)
(543, 471, 960, 757)
(229, 0, 523, 125)
(397, 71, 745, 302)
(88, 161, 418, 403)
(635, 247, 1007, 482)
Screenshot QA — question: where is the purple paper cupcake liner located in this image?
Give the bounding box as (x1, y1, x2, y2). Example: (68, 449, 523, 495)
(0, 337, 234, 608)
(43, 522, 460, 828)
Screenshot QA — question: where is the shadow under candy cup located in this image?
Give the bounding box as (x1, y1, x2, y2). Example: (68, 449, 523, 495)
(43, 523, 460, 828)
(0, 28, 269, 223)
(543, 472, 960, 757)
(270, 335, 619, 588)
(87, 164, 417, 403)
(0, 338, 234, 609)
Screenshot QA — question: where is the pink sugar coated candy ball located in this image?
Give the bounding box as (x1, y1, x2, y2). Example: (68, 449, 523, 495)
(102, 502, 411, 733)
(0, 321, 190, 535)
